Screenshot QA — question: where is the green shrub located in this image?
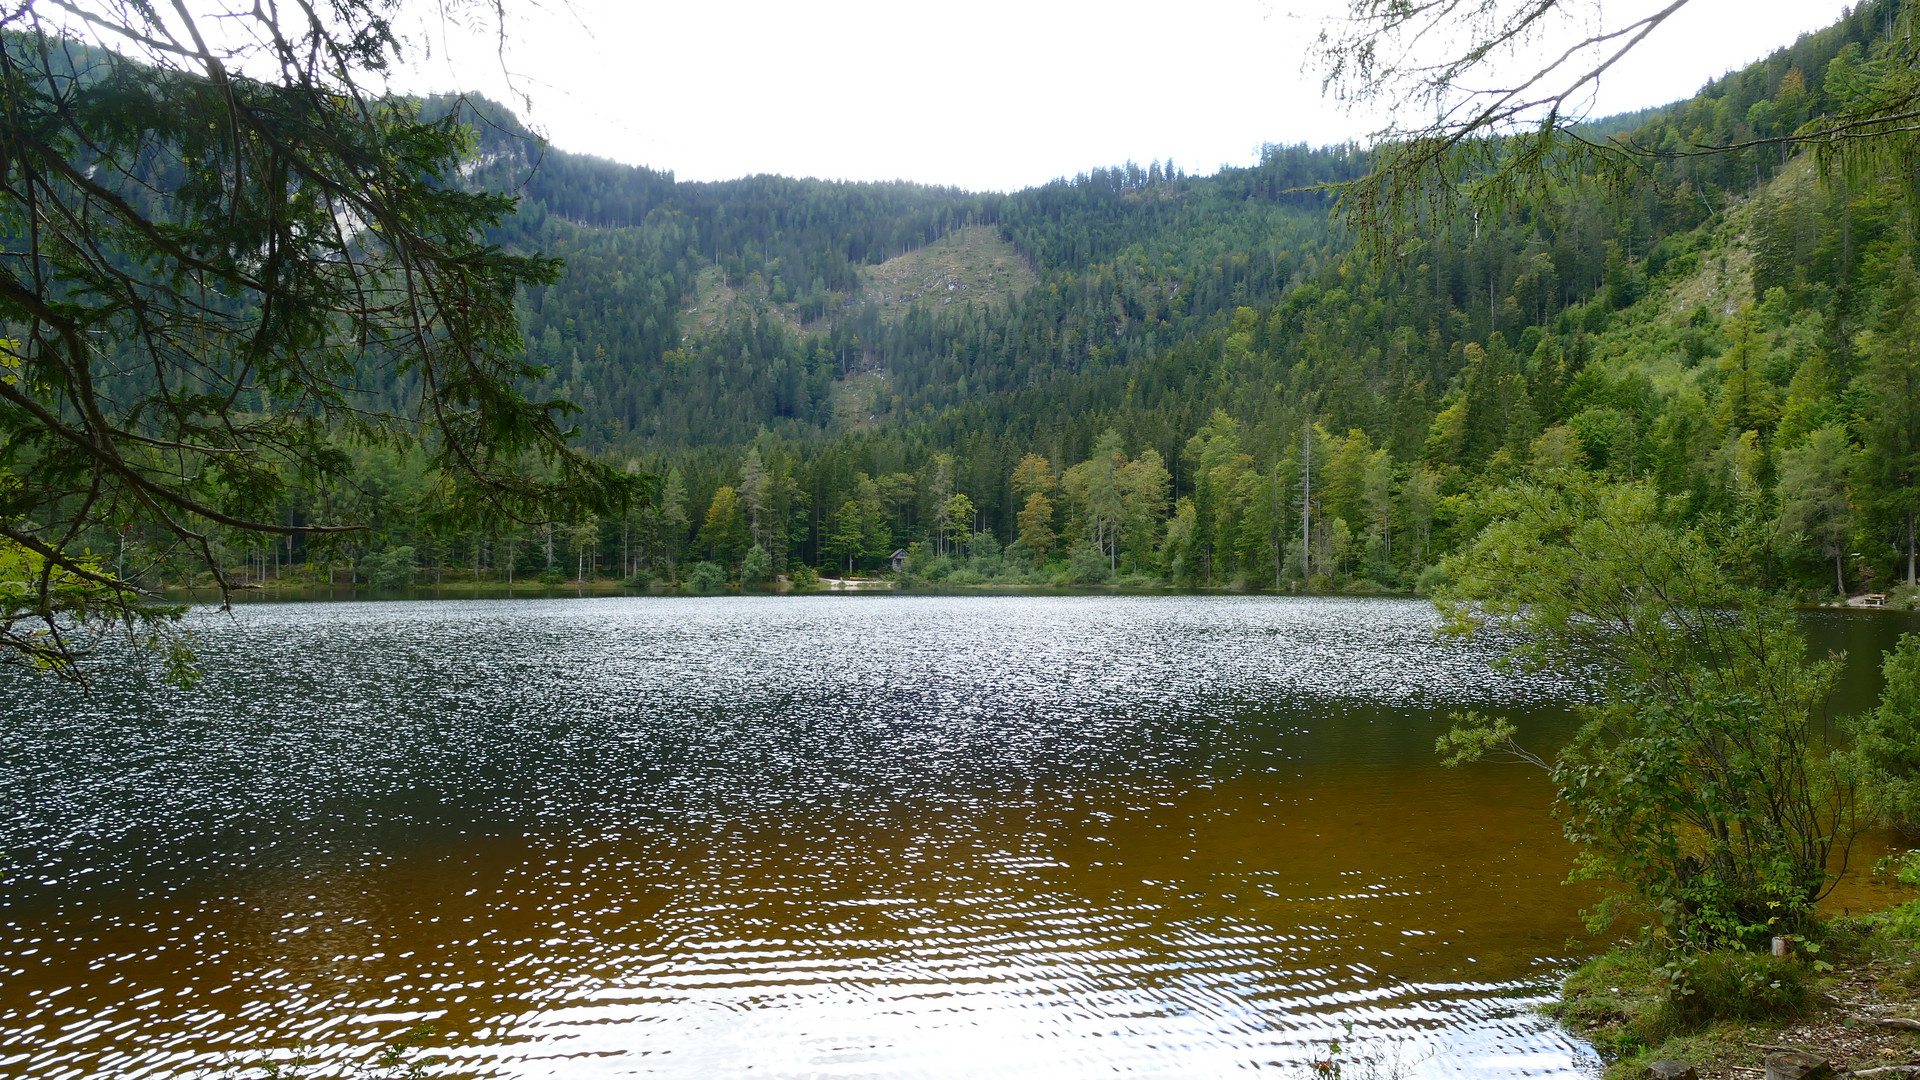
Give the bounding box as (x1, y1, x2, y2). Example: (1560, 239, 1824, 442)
(1413, 562, 1449, 595)
(1849, 633, 1920, 835)
(363, 546, 416, 589)
(967, 530, 1004, 577)
(1552, 942, 1813, 1066)
(685, 562, 727, 592)
(1872, 851, 1920, 937)
(1064, 543, 1110, 585)
(787, 563, 819, 588)
(740, 545, 771, 587)
(621, 568, 653, 588)
(1657, 949, 1813, 1026)
(904, 541, 933, 574)
(1439, 475, 1853, 945)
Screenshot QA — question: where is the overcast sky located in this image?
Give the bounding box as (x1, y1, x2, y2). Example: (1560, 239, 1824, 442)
(394, 0, 1857, 192)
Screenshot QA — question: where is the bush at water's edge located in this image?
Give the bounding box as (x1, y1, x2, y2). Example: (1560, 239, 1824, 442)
(1549, 874, 1920, 1079)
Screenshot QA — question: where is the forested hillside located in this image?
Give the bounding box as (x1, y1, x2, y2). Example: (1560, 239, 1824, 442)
(432, 99, 1361, 451)
(201, 0, 1920, 601)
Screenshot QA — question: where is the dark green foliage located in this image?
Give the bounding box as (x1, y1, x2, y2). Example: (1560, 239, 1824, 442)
(1315, 0, 1914, 259)
(684, 561, 726, 592)
(740, 544, 771, 587)
(1660, 950, 1816, 1027)
(0, 10, 637, 680)
(363, 548, 417, 591)
(1064, 542, 1111, 586)
(1850, 634, 1920, 835)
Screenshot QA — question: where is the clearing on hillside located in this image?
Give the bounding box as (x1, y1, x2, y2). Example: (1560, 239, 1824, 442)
(862, 225, 1034, 316)
(680, 263, 805, 338)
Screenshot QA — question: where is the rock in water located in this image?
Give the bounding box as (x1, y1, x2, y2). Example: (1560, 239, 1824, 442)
(1647, 1062, 1699, 1080)
(1764, 1051, 1834, 1080)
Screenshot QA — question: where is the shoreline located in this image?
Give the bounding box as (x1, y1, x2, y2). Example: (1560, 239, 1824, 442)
(160, 578, 1426, 601)
(1549, 909, 1920, 1080)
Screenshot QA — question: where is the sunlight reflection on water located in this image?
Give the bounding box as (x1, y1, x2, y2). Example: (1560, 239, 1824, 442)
(1, 594, 1602, 1078)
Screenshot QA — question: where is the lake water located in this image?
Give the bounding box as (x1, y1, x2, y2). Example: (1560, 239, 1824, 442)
(1, 595, 1909, 1078)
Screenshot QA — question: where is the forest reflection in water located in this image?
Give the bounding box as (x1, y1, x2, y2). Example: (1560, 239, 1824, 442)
(7, 594, 1908, 1078)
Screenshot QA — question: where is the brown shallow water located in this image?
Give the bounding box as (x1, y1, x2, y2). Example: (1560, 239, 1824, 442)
(2, 596, 1912, 1078)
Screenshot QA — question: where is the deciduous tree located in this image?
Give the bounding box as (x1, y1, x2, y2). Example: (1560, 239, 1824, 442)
(1437, 473, 1857, 944)
(1016, 492, 1056, 566)
(1776, 425, 1857, 596)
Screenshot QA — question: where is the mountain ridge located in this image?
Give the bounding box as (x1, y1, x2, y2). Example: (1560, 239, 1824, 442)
(318, 0, 1919, 602)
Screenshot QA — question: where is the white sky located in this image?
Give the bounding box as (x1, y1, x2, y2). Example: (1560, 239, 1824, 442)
(395, 0, 1858, 192)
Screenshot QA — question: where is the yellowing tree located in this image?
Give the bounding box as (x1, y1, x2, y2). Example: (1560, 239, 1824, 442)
(942, 494, 976, 556)
(1017, 493, 1057, 566)
(1010, 454, 1058, 502)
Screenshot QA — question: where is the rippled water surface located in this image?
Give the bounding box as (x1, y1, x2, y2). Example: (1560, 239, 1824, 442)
(2, 594, 1633, 1077)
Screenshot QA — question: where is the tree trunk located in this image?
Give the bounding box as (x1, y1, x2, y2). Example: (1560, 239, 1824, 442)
(1836, 550, 1847, 598)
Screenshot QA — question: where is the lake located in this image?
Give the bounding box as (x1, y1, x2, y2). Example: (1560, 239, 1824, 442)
(2, 595, 1910, 1078)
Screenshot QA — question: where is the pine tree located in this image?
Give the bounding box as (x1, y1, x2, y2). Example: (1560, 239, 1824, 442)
(1718, 308, 1776, 437)
(1777, 425, 1857, 596)
(739, 448, 769, 549)
(660, 469, 691, 581)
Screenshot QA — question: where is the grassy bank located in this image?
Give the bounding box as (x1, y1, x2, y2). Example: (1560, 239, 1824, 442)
(1550, 865, 1920, 1079)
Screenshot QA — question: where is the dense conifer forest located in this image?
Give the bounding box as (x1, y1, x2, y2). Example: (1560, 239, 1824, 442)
(169, 0, 1920, 601)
